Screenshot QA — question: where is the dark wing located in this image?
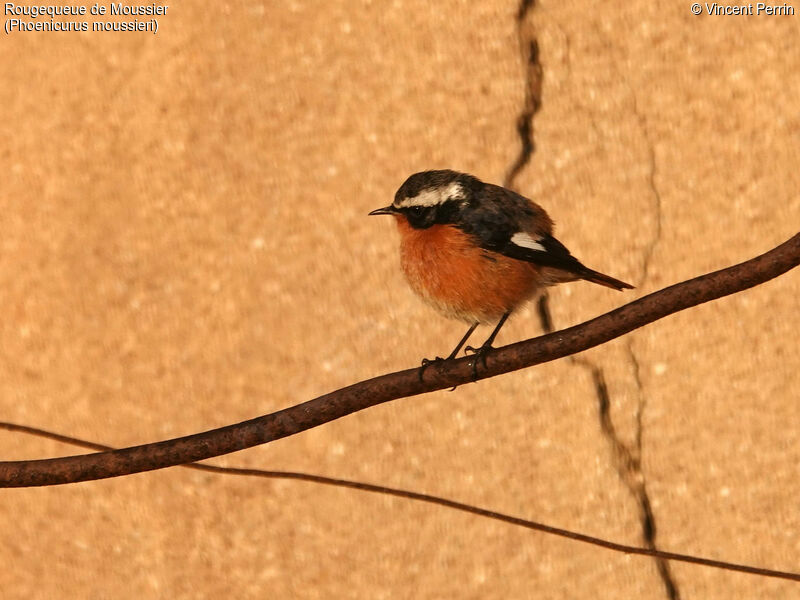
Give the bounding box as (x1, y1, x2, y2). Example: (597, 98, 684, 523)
(502, 232, 633, 290)
(502, 232, 634, 290)
(457, 184, 551, 247)
(501, 233, 588, 273)
(458, 184, 633, 290)
(457, 183, 576, 270)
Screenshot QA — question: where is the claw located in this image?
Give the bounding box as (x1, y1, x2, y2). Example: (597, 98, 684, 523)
(464, 344, 493, 381)
(418, 356, 460, 391)
(418, 356, 446, 382)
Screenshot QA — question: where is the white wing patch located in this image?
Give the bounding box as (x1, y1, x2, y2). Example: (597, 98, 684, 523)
(395, 182, 465, 208)
(510, 232, 546, 252)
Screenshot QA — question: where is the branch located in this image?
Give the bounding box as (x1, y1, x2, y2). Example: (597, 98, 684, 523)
(0, 233, 797, 488)
(3, 420, 799, 583)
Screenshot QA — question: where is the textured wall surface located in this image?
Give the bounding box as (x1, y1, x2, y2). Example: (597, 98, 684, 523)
(1, 1, 798, 598)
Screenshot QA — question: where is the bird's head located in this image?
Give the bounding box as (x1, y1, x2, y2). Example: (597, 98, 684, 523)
(369, 170, 480, 229)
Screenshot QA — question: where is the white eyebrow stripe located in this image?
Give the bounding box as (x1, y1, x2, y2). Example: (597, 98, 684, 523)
(395, 182, 465, 208)
(510, 232, 545, 252)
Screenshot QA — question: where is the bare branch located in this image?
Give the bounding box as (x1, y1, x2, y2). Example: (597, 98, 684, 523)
(0, 233, 797, 488)
(3, 420, 799, 583)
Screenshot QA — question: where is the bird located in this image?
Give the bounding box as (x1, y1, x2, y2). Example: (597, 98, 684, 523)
(369, 169, 633, 374)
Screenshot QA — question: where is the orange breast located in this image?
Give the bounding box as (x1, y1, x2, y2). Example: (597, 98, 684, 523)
(394, 219, 543, 323)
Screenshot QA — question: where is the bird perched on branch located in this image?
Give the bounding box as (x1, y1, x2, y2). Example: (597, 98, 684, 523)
(369, 169, 633, 374)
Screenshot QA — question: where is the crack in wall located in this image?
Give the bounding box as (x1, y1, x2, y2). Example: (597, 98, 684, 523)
(537, 297, 681, 600)
(591, 355, 680, 600)
(504, 0, 543, 191)
(510, 4, 678, 598)
(620, 90, 676, 598)
(631, 94, 664, 283)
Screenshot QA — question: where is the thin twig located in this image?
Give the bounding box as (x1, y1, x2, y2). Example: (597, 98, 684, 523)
(2, 421, 799, 583)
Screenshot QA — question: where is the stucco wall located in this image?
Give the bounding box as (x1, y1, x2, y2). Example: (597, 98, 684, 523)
(1, 2, 798, 598)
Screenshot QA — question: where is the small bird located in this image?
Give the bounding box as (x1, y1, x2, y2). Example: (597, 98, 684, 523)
(369, 170, 633, 371)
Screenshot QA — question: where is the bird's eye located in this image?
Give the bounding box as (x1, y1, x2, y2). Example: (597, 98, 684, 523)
(409, 206, 424, 215)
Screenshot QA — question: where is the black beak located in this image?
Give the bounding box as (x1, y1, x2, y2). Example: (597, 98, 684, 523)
(368, 205, 398, 216)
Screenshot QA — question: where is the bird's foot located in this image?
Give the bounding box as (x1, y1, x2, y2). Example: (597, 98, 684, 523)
(418, 356, 447, 382)
(418, 355, 461, 391)
(464, 343, 494, 381)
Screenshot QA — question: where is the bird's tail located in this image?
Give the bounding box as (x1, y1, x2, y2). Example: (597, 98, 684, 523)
(579, 267, 634, 291)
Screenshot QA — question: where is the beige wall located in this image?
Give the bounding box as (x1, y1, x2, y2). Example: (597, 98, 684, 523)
(1, 1, 798, 598)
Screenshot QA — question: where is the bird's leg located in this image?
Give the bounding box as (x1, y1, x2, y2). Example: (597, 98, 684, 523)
(418, 322, 479, 382)
(446, 322, 481, 360)
(465, 312, 510, 380)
